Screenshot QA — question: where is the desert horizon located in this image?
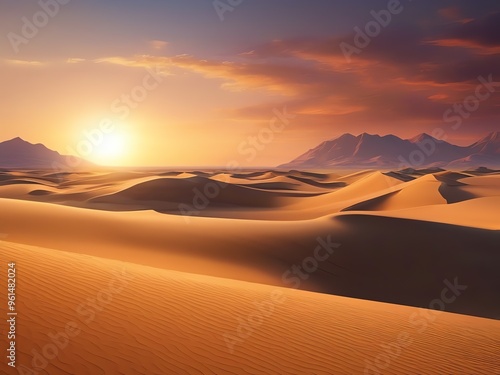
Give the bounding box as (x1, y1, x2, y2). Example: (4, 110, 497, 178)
(1, 130, 499, 170)
(1, 0, 500, 374)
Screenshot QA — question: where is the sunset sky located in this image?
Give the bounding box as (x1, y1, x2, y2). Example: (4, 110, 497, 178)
(0, 0, 499, 166)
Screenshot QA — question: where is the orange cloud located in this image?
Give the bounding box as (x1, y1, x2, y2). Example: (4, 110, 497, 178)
(3, 59, 45, 67)
(295, 96, 366, 116)
(66, 58, 86, 64)
(80, 26, 500, 133)
(148, 40, 169, 51)
(427, 94, 449, 101)
(424, 39, 500, 55)
(93, 54, 321, 95)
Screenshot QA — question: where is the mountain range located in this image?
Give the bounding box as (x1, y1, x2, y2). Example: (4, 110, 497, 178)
(0, 137, 92, 169)
(1, 133, 499, 170)
(279, 132, 500, 169)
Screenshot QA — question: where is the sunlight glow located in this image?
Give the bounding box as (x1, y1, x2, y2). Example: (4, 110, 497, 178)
(91, 131, 130, 165)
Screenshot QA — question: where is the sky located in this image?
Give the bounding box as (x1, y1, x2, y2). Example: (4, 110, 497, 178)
(0, 0, 499, 167)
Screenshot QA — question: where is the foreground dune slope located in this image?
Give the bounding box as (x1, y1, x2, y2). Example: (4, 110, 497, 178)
(1, 241, 499, 375)
(1, 196, 499, 319)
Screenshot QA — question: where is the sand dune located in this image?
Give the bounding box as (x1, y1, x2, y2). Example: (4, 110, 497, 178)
(0, 170, 498, 309)
(1, 241, 499, 375)
(342, 174, 446, 211)
(1, 168, 497, 220)
(347, 196, 500, 230)
(1, 167, 499, 373)
(88, 176, 322, 212)
(1, 191, 499, 319)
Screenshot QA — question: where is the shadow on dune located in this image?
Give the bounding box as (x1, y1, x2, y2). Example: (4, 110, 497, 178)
(340, 191, 399, 211)
(434, 172, 479, 204)
(89, 177, 324, 211)
(287, 175, 347, 189)
(29, 189, 55, 196)
(383, 171, 416, 182)
(0, 179, 47, 186)
(438, 184, 478, 204)
(310, 215, 500, 320)
(234, 181, 302, 191)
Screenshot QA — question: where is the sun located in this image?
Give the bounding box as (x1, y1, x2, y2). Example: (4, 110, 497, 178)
(92, 131, 130, 165)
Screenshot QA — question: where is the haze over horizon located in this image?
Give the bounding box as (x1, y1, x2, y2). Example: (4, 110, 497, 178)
(1, 131, 497, 169)
(1, 0, 499, 167)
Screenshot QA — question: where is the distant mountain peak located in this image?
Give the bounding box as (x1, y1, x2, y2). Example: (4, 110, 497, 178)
(340, 133, 356, 139)
(8, 136, 26, 143)
(0, 136, 93, 169)
(409, 133, 436, 143)
(327, 133, 356, 142)
(360, 132, 378, 138)
(279, 132, 500, 169)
